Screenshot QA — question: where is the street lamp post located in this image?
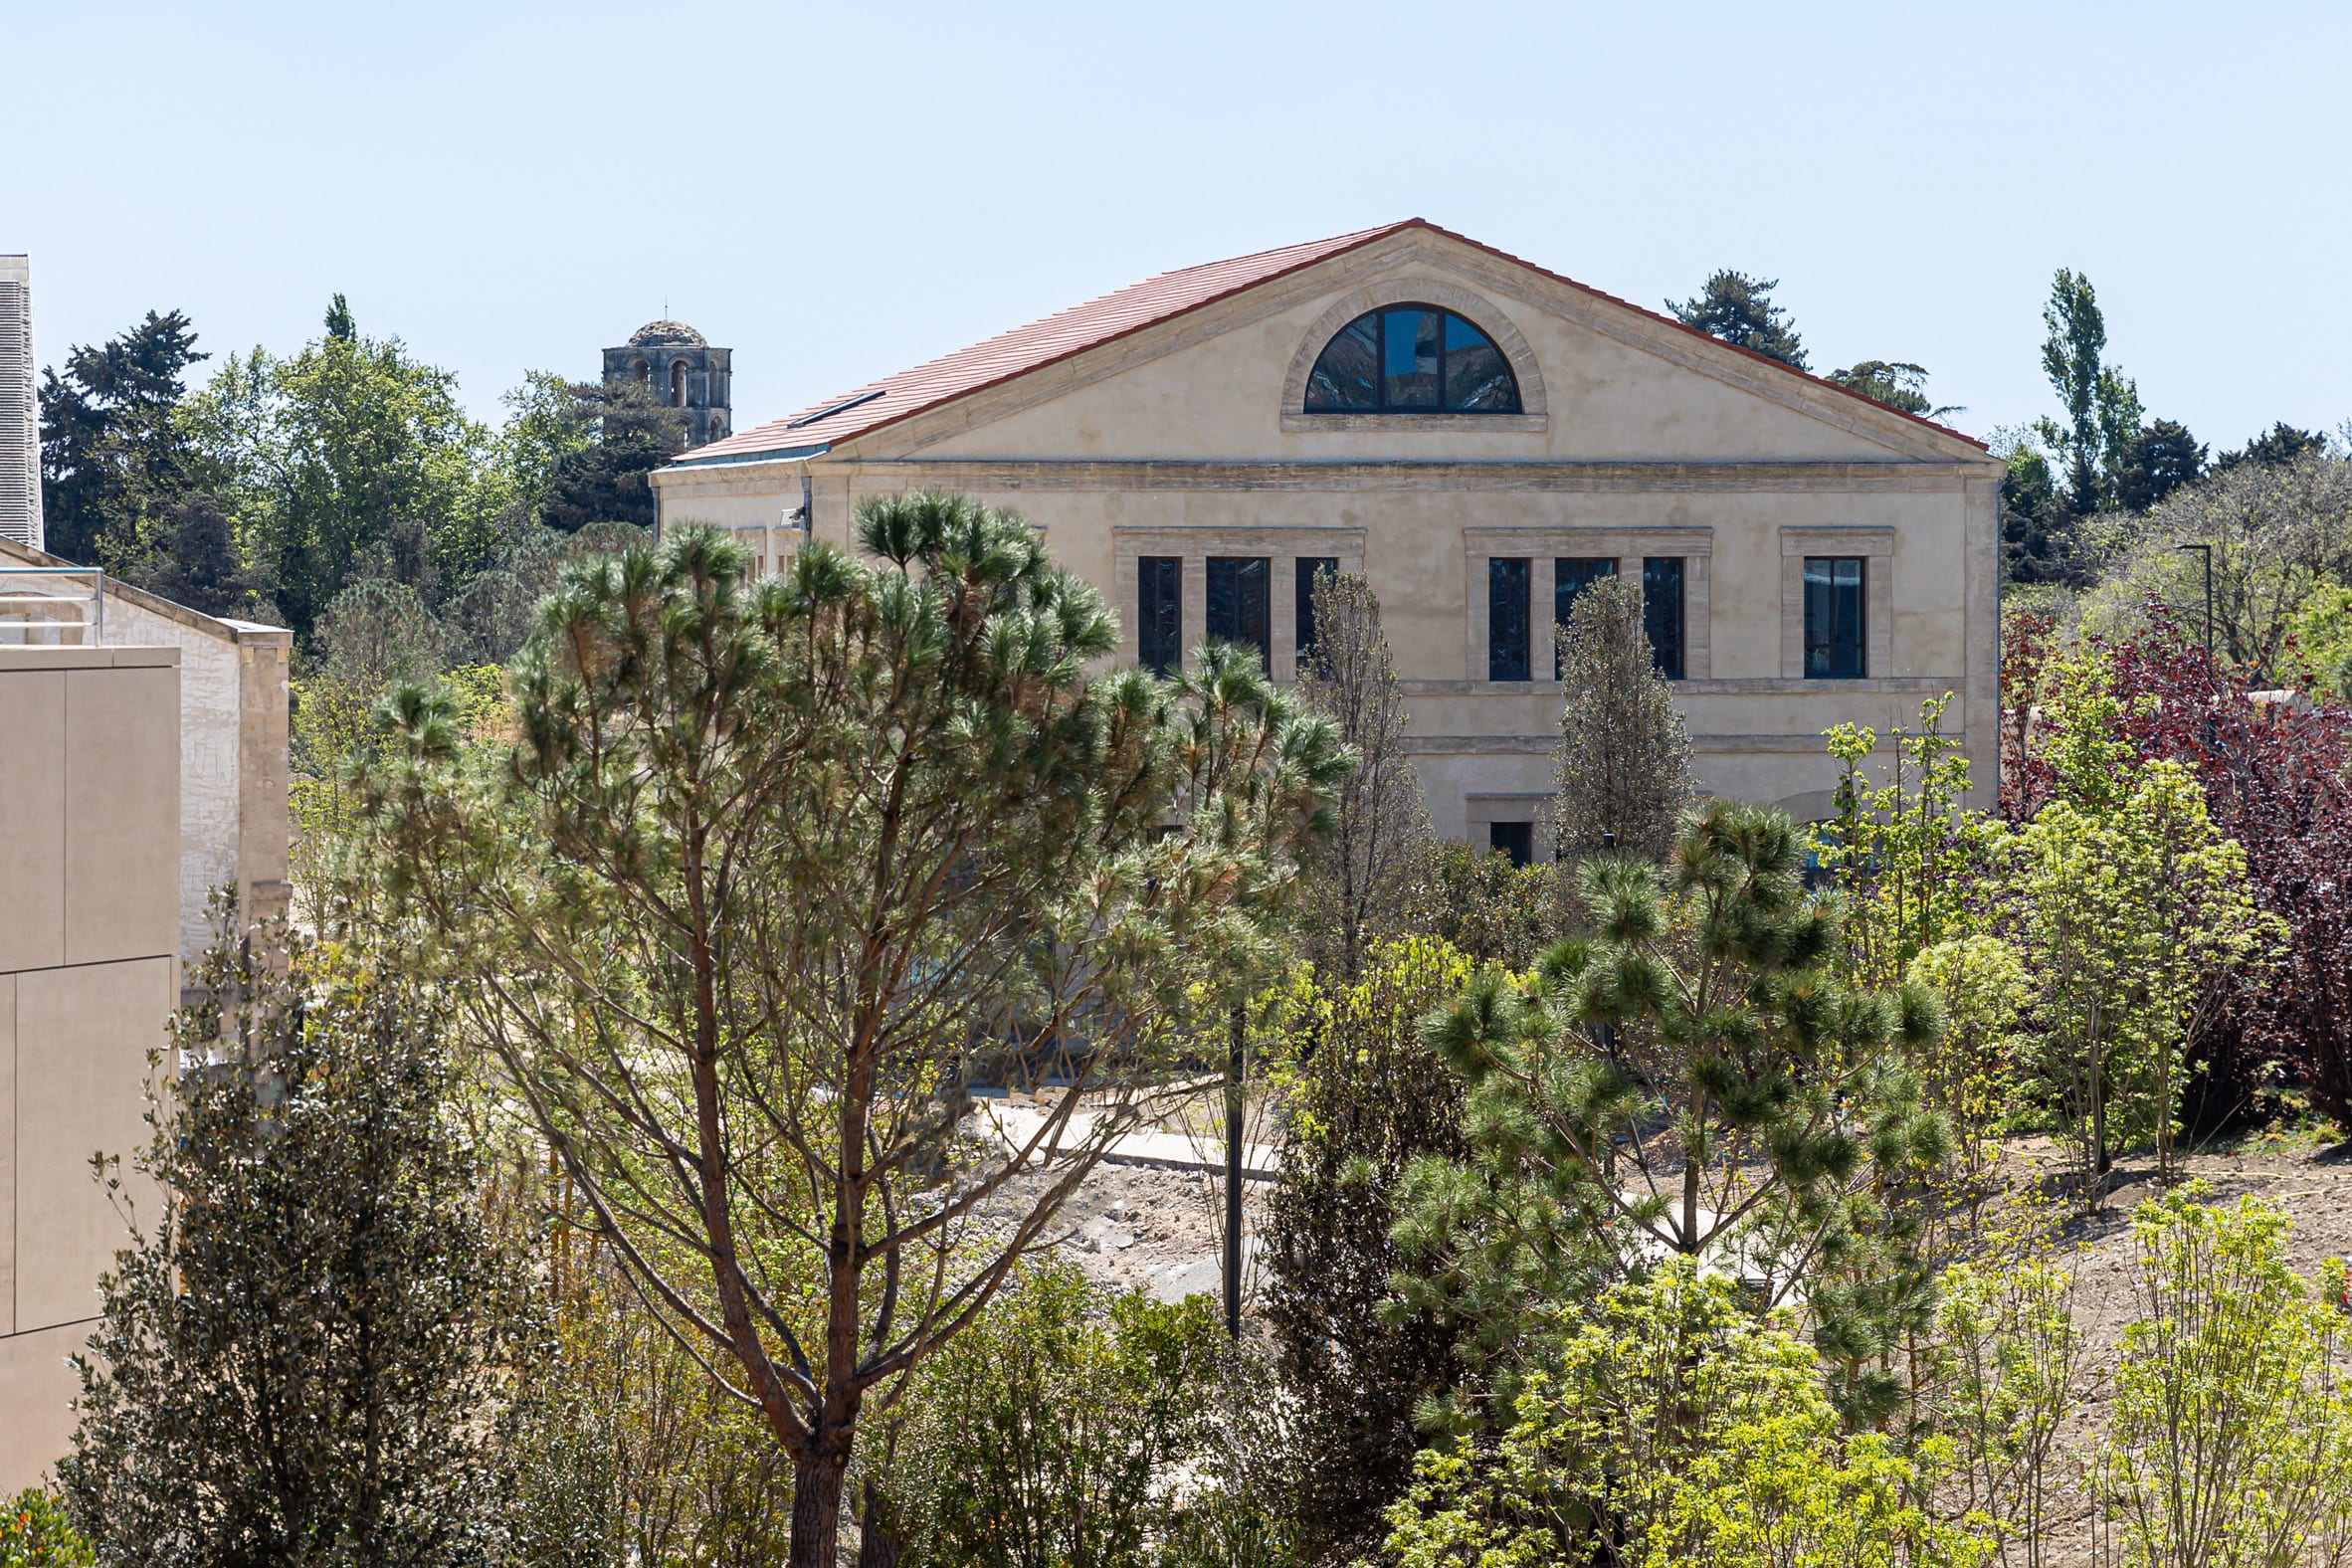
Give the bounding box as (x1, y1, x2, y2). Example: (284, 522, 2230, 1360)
(1225, 1003, 1243, 1341)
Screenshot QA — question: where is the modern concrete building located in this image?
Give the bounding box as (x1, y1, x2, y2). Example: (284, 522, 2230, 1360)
(650, 221, 2003, 852)
(0, 558, 290, 1489)
(0, 641, 179, 1490)
(606, 319, 732, 449)
(0, 538, 292, 967)
(0, 256, 40, 551)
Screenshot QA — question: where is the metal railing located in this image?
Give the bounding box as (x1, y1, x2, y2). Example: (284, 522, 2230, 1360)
(0, 566, 105, 645)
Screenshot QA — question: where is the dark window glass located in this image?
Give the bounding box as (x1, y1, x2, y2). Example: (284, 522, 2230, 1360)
(1205, 556, 1271, 671)
(1489, 821, 1533, 868)
(1445, 312, 1515, 411)
(1643, 557, 1685, 681)
(1138, 556, 1182, 677)
(1301, 305, 1521, 414)
(1295, 557, 1339, 671)
(1804, 556, 1867, 679)
(1302, 314, 1378, 411)
(1382, 307, 1442, 408)
(1488, 557, 1531, 682)
(1553, 556, 1619, 677)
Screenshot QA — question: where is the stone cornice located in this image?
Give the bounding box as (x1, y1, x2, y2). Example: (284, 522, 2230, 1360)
(836, 458, 1988, 494)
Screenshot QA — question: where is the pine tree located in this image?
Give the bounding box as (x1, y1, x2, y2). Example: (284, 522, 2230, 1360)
(36, 308, 209, 571)
(1666, 270, 1809, 370)
(2116, 418, 2207, 511)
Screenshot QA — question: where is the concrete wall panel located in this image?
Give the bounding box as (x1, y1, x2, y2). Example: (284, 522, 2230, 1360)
(64, 665, 179, 966)
(13, 955, 169, 1332)
(0, 670, 65, 972)
(0, 1322, 91, 1492)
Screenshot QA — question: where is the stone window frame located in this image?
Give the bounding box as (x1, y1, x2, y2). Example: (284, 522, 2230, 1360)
(1779, 526, 1894, 681)
(1111, 526, 1365, 683)
(1280, 278, 1549, 434)
(1464, 790, 1558, 861)
(1464, 526, 1712, 689)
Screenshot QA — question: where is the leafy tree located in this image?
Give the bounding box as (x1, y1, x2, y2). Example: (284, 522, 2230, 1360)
(2000, 659, 2269, 1196)
(1417, 841, 1559, 968)
(2087, 624, 2352, 1130)
(1552, 573, 1690, 864)
(2105, 450, 2352, 682)
(353, 499, 1347, 1566)
(2034, 269, 2143, 514)
(1817, 693, 1988, 987)
(1826, 360, 1959, 421)
(1998, 441, 2087, 587)
(316, 575, 447, 687)
(1378, 1262, 1986, 1568)
(2115, 418, 2206, 512)
(36, 308, 209, 571)
(877, 1261, 1220, 1568)
(61, 925, 521, 1566)
(185, 294, 497, 639)
(1294, 569, 1433, 979)
(539, 378, 689, 533)
(124, 489, 272, 620)
(2097, 1188, 2352, 1565)
(2213, 420, 2333, 475)
(1261, 939, 1474, 1563)
(1666, 271, 1809, 370)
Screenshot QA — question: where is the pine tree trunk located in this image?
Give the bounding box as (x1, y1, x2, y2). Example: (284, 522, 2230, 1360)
(790, 1444, 853, 1568)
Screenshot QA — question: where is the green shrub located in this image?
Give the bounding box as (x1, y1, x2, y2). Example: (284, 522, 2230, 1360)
(0, 1490, 93, 1568)
(1379, 1261, 1989, 1568)
(2097, 1187, 2352, 1564)
(881, 1261, 1220, 1568)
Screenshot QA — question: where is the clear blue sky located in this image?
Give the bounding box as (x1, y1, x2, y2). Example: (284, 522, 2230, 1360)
(9, 1, 2348, 453)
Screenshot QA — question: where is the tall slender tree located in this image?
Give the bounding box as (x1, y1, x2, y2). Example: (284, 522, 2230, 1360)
(1552, 573, 1690, 863)
(1292, 568, 1432, 978)
(2035, 269, 2142, 514)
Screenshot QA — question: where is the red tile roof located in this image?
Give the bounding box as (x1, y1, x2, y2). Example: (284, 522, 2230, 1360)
(675, 218, 1983, 467)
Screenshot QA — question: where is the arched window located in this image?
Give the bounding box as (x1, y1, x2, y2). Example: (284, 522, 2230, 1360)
(1303, 304, 1519, 413)
(671, 360, 688, 406)
(631, 356, 650, 385)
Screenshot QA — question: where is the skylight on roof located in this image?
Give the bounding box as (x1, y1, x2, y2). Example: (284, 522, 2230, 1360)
(786, 388, 885, 430)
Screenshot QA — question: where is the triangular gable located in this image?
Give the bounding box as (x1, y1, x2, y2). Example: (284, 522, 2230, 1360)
(674, 220, 1988, 473)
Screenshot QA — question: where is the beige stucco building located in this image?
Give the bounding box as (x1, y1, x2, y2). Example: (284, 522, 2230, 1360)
(652, 220, 2002, 850)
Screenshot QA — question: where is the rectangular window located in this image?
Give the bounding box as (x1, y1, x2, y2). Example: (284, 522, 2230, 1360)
(1205, 556, 1271, 671)
(1295, 556, 1339, 671)
(1553, 556, 1619, 677)
(1488, 557, 1531, 682)
(1488, 821, 1533, 868)
(1643, 557, 1685, 681)
(1138, 556, 1182, 677)
(1804, 556, 1867, 679)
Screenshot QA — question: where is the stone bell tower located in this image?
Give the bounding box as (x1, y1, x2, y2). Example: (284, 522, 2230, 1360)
(603, 319, 731, 449)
